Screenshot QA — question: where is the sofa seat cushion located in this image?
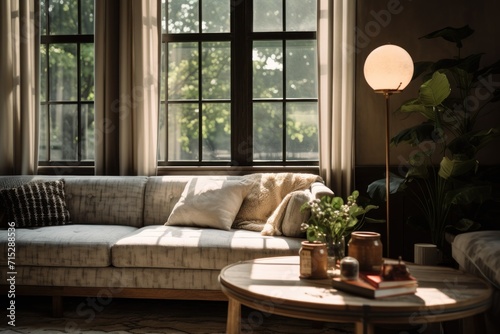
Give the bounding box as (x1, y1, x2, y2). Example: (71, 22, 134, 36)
(452, 230, 500, 289)
(112, 225, 303, 270)
(0, 225, 137, 267)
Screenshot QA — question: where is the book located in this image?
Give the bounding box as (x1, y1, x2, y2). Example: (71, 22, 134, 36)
(359, 273, 417, 289)
(332, 278, 417, 299)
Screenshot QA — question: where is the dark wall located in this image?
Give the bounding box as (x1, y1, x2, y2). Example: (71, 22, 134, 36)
(353, 0, 500, 260)
(355, 0, 500, 166)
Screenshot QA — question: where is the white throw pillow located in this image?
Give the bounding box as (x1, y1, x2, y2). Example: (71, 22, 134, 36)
(165, 178, 250, 230)
(281, 190, 312, 237)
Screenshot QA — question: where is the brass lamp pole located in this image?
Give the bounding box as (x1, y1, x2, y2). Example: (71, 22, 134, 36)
(363, 44, 414, 258)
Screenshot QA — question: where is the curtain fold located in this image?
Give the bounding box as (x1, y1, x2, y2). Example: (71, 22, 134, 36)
(95, 0, 159, 176)
(95, 0, 120, 175)
(318, 0, 356, 198)
(0, 0, 38, 175)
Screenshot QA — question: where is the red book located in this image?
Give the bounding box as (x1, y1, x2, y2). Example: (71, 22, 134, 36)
(360, 273, 417, 289)
(332, 277, 417, 299)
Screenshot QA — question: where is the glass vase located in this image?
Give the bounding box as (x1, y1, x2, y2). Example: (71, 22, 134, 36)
(326, 236, 345, 277)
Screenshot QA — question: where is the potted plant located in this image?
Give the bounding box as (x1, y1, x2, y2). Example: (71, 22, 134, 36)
(301, 190, 377, 270)
(368, 25, 500, 252)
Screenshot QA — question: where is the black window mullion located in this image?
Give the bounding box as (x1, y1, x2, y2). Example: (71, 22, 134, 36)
(198, 41, 203, 163)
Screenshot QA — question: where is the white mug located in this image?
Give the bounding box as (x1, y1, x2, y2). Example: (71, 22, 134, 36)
(414, 243, 441, 265)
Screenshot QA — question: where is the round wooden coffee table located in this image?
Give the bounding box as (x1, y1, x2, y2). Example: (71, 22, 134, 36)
(219, 256, 492, 334)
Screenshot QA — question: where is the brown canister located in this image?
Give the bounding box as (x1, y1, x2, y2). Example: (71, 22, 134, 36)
(299, 241, 328, 279)
(347, 231, 383, 272)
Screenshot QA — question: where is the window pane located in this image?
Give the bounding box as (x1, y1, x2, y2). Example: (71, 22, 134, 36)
(49, 0, 78, 35)
(40, 44, 47, 102)
(286, 102, 318, 161)
(50, 104, 78, 161)
(286, 0, 316, 31)
(253, 0, 282, 32)
(202, 0, 230, 33)
(161, 0, 167, 33)
(81, 104, 95, 161)
(40, 0, 47, 35)
(49, 44, 78, 101)
(168, 103, 199, 161)
(202, 103, 230, 161)
(81, 0, 94, 34)
(80, 43, 94, 101)
(253, 41, 283, 99)
(38, 105, 48, 161)
(168, 42, 199, 100)
(168, 0, 199, 34)
(253, 102, 283, 161)
(158, 103, 167, 161)
(202, 42, 230, 100)
(160, 43, 167, 100)
(286, 40, 317, 99)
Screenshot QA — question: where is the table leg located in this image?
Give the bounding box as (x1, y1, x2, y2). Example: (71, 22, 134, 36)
(354, 321, 374, 334)
(226, 298, 241, 334)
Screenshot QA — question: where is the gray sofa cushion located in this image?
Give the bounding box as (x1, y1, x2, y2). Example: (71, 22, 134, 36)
(0, 176, 148, 228)
(143, 176, 195, 226)
(0, 224, 137, 267)
(112, 225, 303, 270)
(64, 176, 148, 227)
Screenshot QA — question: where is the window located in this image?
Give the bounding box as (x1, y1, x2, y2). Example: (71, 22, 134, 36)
(159, 0, 318, 166)
(38, 0, 95, 166)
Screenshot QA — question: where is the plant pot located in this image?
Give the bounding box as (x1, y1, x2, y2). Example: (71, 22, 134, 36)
(414, 243, 442, 265)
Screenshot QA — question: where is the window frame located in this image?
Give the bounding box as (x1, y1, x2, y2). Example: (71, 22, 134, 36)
(37, 0, 95, 169)
(158, 0, 319, 169)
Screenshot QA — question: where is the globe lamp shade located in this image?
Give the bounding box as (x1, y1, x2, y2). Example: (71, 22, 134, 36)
(363, 44, 414, 92)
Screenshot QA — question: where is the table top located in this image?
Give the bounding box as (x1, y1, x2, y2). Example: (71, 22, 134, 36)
(219, 256, 493, 325)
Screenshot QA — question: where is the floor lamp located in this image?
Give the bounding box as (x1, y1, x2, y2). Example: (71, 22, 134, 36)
(363, 44, 413, 258)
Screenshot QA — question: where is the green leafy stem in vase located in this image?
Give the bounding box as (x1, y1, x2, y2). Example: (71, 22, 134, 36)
(300, 191, 378, 243)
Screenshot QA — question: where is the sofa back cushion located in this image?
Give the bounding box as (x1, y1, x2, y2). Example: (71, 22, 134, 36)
(144, 175, 247, 226)
(63, 176, 147, 227)
(0, 176, 148, 228)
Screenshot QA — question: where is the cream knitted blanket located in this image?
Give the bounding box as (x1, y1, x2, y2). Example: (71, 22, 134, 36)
(232, 173, 322, 235)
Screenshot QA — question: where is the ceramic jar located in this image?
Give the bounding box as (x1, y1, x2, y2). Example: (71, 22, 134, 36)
(299, 241, 328, 279)
(347, 231, 383, 272)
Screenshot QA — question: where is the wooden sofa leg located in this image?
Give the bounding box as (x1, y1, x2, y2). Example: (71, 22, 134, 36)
(52, 296, 63, 317)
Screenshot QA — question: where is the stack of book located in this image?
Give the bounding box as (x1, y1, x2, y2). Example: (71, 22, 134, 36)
(332, 272, 417, 299)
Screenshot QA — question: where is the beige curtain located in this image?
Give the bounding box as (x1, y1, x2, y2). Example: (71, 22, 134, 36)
(0, 0, 38, 175)
(95, 0, 159, 176)
(318, 0, 356, 197)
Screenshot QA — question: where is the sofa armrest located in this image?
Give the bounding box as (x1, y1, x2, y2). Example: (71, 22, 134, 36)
(310, 182, 334, 199)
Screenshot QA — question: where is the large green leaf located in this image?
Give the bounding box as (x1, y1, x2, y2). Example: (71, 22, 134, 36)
(366, 174, 406, 203)
(419, 25, 474, 48)
(446, 183, 492, 205)
(447, 128, 500, 157)
(399, 99, 437, 120)
(391, 122, 437, 147)
(438, 157, 478, 179)
(419, 72, 451, 107)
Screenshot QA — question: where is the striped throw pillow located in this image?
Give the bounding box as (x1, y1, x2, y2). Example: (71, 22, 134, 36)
(0, 180, 71, 227)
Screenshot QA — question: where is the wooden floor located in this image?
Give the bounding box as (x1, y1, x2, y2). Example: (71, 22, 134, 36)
(2, 296, 355, 333)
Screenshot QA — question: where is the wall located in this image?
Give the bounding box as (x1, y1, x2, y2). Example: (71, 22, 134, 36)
(355, 0, 500, 166)
(354, 0, 500, 260)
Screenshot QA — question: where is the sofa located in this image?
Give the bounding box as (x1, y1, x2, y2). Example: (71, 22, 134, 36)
(451, 231, 500, 333)
(0, 173, 332, 316)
